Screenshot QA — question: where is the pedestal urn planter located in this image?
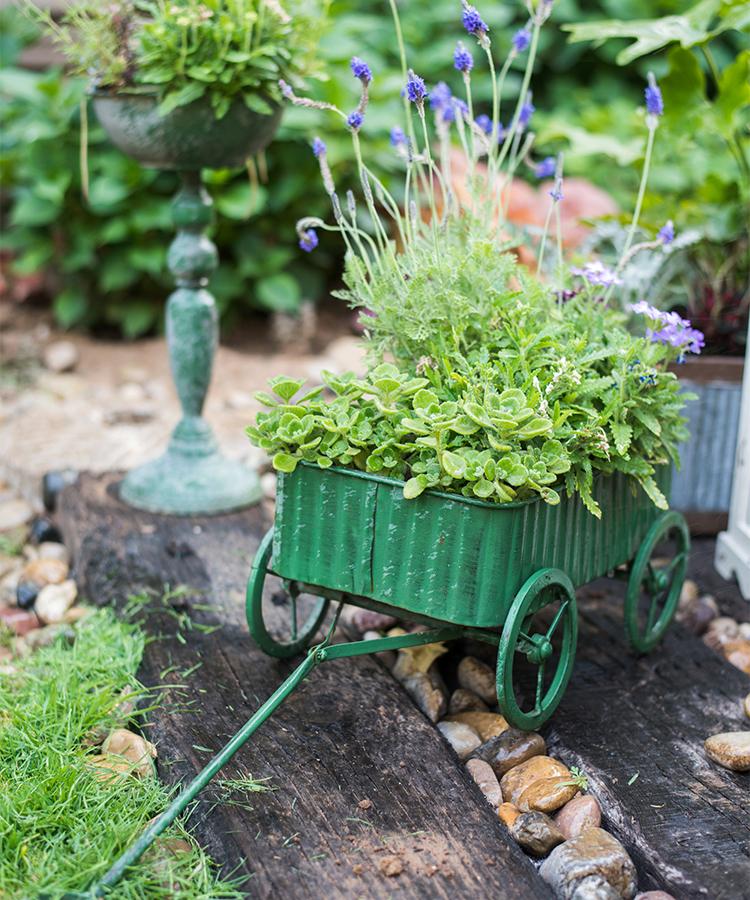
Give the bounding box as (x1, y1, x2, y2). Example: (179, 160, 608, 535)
(92, 92, 282, 515)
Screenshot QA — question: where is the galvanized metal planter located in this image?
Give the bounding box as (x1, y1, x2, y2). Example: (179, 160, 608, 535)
(93, 91, 281, 515)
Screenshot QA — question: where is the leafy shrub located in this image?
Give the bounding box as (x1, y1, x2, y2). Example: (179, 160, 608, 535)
(249, 238, 691, 516)
(24, 0, 327, 119)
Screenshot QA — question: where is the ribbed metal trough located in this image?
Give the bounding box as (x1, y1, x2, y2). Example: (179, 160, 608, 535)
(272, 463, 669, 628)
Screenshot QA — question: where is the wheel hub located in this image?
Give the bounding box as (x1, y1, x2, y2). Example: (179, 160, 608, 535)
(526, 633, 553, 665)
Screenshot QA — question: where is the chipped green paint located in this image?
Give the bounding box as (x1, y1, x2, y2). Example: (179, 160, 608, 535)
(93, 94, 281, 514)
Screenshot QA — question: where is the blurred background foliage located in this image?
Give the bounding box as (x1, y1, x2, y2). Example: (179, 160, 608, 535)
(0, 0, 748, 341)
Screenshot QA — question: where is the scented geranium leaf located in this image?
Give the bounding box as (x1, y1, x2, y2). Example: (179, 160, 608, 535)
(254, 391, 279, 408)
(442, 451, 467, 480)
(449, 415, 480, 436)
(472, 479, 495, 499)
(272, 452, 298, 474)
(464, 401, 493, 427)
(269, 376, 305, 402)
(404, 475, 430, 499)
(516, 416, 553, 440)
(413, 389, 439, 411)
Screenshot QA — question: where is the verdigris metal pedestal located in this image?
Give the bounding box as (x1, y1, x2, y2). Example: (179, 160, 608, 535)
(120, 172, 262, 514)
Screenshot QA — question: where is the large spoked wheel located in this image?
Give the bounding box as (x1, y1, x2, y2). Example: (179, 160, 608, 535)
(497, 568, 578, 731)
(625, 510, 689, 654)
(246, 529, 329, 659)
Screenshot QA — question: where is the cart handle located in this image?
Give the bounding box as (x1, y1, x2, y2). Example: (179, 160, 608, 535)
(85, 618, 474, 896)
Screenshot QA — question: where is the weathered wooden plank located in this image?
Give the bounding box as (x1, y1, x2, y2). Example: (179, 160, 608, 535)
(60, 473, 550, 898)
(545, 549, 750, 900)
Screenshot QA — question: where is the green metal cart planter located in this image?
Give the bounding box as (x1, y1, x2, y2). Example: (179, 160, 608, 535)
(89, 462, 688, 895)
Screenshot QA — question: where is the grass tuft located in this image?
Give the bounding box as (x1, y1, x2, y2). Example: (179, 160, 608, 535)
(0, 608, 244, 898)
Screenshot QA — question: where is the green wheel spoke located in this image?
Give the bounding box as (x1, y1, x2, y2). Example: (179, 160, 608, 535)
(534, 662, 546, 712)
(545, 599, 569, 639)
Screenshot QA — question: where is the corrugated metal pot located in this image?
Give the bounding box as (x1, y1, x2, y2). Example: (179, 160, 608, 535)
(671, 355, 744, 530)
(92, 91, 282, 170)
(271, 463, 671, 629)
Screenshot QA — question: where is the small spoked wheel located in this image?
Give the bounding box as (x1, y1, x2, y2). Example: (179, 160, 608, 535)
(246, 529, 329, 658)
(625, 510, 689, 654)
(497, 568, 578, 731)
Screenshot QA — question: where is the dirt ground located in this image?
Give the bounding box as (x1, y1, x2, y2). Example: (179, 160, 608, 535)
(0, 300, 364, 502)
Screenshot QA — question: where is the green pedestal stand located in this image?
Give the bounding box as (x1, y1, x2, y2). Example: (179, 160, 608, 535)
(120, 172, 262, 515)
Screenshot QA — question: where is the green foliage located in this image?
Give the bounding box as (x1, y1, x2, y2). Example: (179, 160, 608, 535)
(557, 1, 750, 342)
(0, 61, 332, 335)
(24, 0, 328, 119)
(0, 608, 243, 897)
(249, 240, 690, 516)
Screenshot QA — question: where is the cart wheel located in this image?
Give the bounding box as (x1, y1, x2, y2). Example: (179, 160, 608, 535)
(246, 529, 329, 659)
(496, 568, 578, 731)
(625, 510, 689, 654)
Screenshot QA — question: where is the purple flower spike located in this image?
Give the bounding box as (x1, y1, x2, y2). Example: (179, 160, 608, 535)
(462, 1, 488, 37)
(279, 79, 294, 100)
(347, 111, 364, 130)
(312, 137, 326, 158)
(299, 229, 318, 253)
(430, 81, 452, 111)
(513, 27, 531, 53)
(645, 72, 663, 117)
(571, 260, 622, 287)
(350, 56, 372, 84)
(406, 70, 427, 105)
(658, 220, 675, 245)
(454, 41, 473, 73)
(390, 126, 407, 147)
(475, 114, 492, 135)
(519, 101, 535, 128)
(535, 156, 556, 179)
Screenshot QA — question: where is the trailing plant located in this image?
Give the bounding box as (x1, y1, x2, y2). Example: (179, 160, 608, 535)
(23, 0, 328, 119)
(247, 0, 704, 516)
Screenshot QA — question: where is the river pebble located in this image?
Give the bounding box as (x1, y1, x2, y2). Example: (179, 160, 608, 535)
(457, 655, 497, 705)
(510, 811, 565, 858)
(465, 758, 502, 809)
(540, 827, 637, 899)
(704, 731, 750, 771)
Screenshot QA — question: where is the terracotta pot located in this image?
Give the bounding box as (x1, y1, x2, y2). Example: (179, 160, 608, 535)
(92, 91, 282, 170)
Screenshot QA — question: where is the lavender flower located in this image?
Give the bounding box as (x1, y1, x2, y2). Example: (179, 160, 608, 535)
(390, 126, 407, 147)
(519, 93, 535, 127)
(629, 302, 704, 355)
(658, 220, 675, 245)
(453, 41, 473, 73)
(571, 260, 622, 287)
(299, 229, 318, 252)
(430, 81, 452, 112)
(347, 111, 364, 130)
(535, 156, 556, 178)
(406, 70, 427, 106)
(312, 136, 326, 158)
(645, 73, 663, 117)
(462, 1, 488, 37)
(350, 56, 372, 84)
(279, 79, 294, 100)
(475, 114, 492, 134)
(549, 181, 563, 202)
(512, 27, 531, 53)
